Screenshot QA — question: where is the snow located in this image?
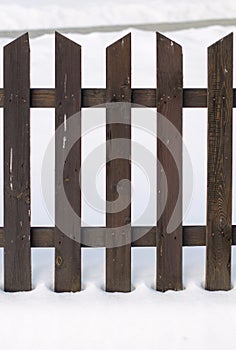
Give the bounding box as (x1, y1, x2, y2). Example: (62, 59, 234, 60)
(0, 0, 235, 30)
(1, 246, 236, 350)
(0, 1, 236, 349)
(0, 0, 236, 30)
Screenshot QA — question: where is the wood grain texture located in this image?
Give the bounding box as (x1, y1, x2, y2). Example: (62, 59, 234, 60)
(206, 33, 233, 291)
(0, 88, 236, 108)
(106, 34, 132, 292)
(55, 33, 81, 292)
(156, 32, 183, 291)
(4, 33, 31, 292)
(0, 225, 236, 247)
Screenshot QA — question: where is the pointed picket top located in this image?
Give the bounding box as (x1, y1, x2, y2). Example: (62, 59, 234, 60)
(106, 33, 131, 104)
(4, 32, 29, 51)
(208, 32, 233, 51)
(156, 32, 182, 57)
(55, 31, 82, 49)
(106, 32, 131, 52)
(207, 32, 233, 78)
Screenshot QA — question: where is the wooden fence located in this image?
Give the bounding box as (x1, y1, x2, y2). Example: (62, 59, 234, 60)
(1, 31, 234, 293)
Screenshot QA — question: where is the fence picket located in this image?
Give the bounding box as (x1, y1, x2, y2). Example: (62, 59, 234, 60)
(156, 33, 183, 291)
(106, 34, 132, 292)
(206, 33, 233, 291)
(55, 33, 81, 292)
(4, 33, 31, 292)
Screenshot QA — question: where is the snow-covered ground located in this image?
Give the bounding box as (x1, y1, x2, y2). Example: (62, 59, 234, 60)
(0, 1, 236, 349)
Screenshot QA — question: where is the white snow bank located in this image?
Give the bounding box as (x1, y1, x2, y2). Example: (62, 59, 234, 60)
(0, 0, 235, 30)
(0, 246, 236, 350)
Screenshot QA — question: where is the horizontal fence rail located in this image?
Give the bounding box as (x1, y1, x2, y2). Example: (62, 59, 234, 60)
(0, 226, 236, 247)
(0, 31, 235, 293)
(0, 87, 235, 108)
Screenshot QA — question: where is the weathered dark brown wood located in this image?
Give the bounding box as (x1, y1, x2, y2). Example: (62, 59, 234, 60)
(132, 89, 156, 107)
(106, 34, 132, 292)
(206, 33, 233, 291)
(156, 33, 183, 291)
(182, 226, 205, 246)
(0, 225, 236, 247)
(0, 88, 236, 108)
(55, 33, 81, 292)
(4, 33, 31, 292)
(31, 88, 55, 107)
(31, 227, 55, 247)
(82, 89, 106, 107)
(29, 88, 208, 108)
(0, 88, 211, 108)
(183, 89, 207, 108)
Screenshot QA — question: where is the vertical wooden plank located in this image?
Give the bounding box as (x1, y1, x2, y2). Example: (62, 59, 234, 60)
(156, 33, 183, 291)
(206, 33, 233, 291)
(55, 33, 81, 292)
(106, 34, 131, 292)
(4, 33, 31, 292)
